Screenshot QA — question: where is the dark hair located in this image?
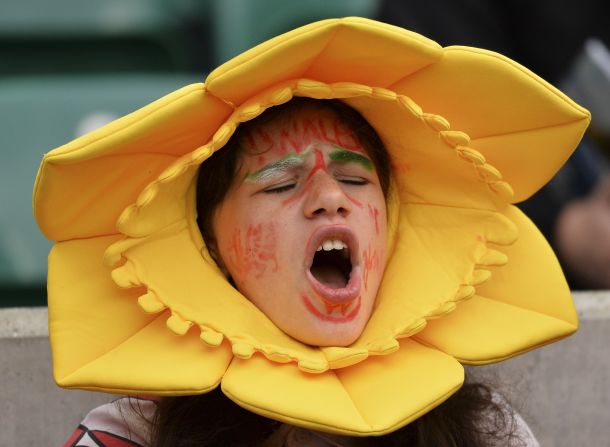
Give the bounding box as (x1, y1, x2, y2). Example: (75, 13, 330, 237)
(147, 377, 519, 446)
(147, 98, 521, 446)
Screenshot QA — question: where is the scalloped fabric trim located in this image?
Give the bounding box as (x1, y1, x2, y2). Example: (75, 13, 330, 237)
(104, 79, 517, 373)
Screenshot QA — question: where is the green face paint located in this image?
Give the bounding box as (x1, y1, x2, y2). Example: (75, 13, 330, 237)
(329, 146, 373, 171)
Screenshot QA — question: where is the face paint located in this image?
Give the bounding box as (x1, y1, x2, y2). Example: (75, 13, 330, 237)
(253, 127, 275, 152)
(213, 105, 387, 346)
(305, 149, 327, 181)
(346, 194, 364, 208)
(301, 293, 362, 323)
(368, 204, 380, 235)
(244, 117, 364, 155)
(332, 120, 361, 151)
(281, 182, 311, 207)
(362, 243, 381, 292)
(329, 146, 373, 171)
(227, 223, 279, 280)
(301, 118, 323, 141)
(244, 151, 310, 183)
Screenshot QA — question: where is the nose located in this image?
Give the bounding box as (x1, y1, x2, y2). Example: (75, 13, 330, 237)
(303, 171, 352, 219)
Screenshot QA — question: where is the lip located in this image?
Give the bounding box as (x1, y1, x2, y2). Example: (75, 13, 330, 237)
(305, 225, 361, 308)
(302, 294, 361, 323)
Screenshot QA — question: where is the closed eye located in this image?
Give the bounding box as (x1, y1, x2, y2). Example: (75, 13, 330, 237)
(264, 182, 296, 194)
(337, 176, 369, 186)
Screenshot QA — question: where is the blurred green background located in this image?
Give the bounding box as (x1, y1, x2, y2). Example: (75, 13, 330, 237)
(0, 0, 380, 306)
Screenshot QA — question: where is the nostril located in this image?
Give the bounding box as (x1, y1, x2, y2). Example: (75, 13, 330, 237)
(311, 206, 349, 217)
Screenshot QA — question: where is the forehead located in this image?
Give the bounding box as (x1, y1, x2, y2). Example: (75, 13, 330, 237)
(240, 104, 363, 159)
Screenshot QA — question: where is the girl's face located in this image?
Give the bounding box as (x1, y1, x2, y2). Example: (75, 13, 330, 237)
(213, 106, 387, 346)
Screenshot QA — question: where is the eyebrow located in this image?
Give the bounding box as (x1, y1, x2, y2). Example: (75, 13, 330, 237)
(329, 146, 373, 171)
(245, 152, 308, 182)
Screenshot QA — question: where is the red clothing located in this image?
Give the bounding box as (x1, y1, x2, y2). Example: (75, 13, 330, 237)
(64, 398, 154, 447)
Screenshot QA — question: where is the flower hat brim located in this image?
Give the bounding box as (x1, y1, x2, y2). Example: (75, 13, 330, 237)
(34, 17, 589, 436)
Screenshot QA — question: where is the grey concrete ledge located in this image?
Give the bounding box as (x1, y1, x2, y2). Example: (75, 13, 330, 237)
(2, 290, 609, 338)
(0, 306, 48, 338)
(573, 290, 610, 319)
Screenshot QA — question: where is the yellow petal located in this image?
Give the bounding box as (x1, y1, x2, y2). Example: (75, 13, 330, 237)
(475, 205, 578, 326)
(60, 315, 233, 395)
(391, 46, 588, 138)
(34, 85, 232, 241)
(206, 17, 441, 105)
(221, 339, 463, 436)
(390, 46, 590, 201)
(416, 205, 578, 364)
(472, 119, 590, 201)
(356, 204, 516, 352)
(48, 234, 155, 381)
(48, 234, 232, 394)
(415, 295, 576, 364)
(333, 339, 463, 434)
(343, 94, 506, 209)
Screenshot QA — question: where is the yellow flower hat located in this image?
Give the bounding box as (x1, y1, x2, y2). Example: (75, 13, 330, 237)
(34, 18, 589, 436)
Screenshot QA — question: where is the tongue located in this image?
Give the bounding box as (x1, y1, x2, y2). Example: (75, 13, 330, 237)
(311, 265, 347, 288)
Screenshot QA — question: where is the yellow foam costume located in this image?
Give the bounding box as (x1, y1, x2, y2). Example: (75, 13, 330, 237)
(34, 17, 589, 436)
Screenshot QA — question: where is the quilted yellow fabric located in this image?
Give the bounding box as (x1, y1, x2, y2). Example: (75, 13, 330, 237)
(34, 17, 589, 436)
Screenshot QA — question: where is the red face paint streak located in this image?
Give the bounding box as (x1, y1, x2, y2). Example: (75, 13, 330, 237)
(253, 128, 276, 153)
(301, 294, 361, 323)
(248, 117, 365, 163)
(362, 243, 381, 291)
(305, 149, 327, 181)
(315, 118, 332, 143)
(227, 228, 246, 277)
(278, 127, 300, 154)
(281, 150, 358, 208)
(301, 118, 323, 142)
(289, 119, 312, 153)
(256, 155, 267, 167)
(281, 181, 311, 207)
(227, 223, 279, 279)
(256, 223, 279, 271)
(276, 119, 332, 154)
(346, 194, 363, 208)
(332, 120, 362, 152)
(368, 204, 380, 235)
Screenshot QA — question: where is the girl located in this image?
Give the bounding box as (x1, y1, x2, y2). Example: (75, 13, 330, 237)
(34, 17, 589, 447)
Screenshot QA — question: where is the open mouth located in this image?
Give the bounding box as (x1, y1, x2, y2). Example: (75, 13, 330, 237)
(305, 226, 361, 320)
(310, 240, 352, 289)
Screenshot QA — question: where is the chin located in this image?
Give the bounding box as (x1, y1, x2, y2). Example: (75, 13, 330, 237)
(287, 317, 366, 347)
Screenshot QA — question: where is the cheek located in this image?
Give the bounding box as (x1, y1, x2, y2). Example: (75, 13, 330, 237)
(367, 203, 382, 236)
(361, 198, 387, 292)
(223, 221, 280, 282)
(362, 242, 383, 292)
